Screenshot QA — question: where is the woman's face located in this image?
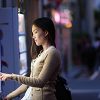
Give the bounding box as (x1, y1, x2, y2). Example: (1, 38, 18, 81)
(32, 25, 47, 46)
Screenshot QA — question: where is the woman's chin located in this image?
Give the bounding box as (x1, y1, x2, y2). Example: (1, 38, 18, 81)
(36, 43, 41, 46)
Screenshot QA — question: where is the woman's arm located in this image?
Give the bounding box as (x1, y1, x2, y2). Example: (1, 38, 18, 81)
(0, 50, 60, 88)
(4, 84, 28, 99)
(11, 50, 60, 87)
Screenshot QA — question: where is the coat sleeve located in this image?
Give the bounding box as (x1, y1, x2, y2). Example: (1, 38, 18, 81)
(6, 84, 28, 99)
(11, 50, 61, 88)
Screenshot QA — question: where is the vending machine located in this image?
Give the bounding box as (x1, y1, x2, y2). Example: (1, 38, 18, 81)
(0, 7, 20, 98)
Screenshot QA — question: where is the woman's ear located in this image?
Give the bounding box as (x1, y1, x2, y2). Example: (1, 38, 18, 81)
(45, 31, 48, 37)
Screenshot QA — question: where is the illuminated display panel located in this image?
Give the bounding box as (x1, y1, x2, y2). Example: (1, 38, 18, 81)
(18, 13, 27, 75)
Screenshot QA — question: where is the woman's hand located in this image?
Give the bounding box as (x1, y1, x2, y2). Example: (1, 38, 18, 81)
(3, 96, 11, 100)
(0, 73, 12, 81)
(3, 97, 9, 100)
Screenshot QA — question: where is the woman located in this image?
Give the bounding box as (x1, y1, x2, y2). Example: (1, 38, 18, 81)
(0, 17, 61, 100)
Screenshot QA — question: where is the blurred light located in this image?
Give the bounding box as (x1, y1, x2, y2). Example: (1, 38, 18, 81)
(52, 10, 60, 23)
(64, 20, 72, 28)
(18, 13, 25, 33)
(52, 9, 72, 28)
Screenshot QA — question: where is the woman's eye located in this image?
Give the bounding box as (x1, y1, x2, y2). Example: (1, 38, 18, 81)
(34, 31, 37, 34)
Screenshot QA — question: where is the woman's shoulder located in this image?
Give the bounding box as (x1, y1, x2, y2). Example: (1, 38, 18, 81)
(47, 46, 61, 57)
(47, 46, 59, 52)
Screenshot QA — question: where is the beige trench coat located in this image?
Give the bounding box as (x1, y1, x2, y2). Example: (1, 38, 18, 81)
(9, 46, 61, 100)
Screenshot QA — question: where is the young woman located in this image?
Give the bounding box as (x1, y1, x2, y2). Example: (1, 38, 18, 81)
(0, 17, 61, 100)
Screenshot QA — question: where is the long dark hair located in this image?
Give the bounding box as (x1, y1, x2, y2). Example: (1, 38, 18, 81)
(30, 17, 56, 59)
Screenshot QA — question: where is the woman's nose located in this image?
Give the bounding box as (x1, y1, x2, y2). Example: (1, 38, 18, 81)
(32, 35, 35, 39)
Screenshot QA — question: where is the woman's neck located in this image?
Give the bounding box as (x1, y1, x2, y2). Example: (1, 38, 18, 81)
(42, 43, 51, 51)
